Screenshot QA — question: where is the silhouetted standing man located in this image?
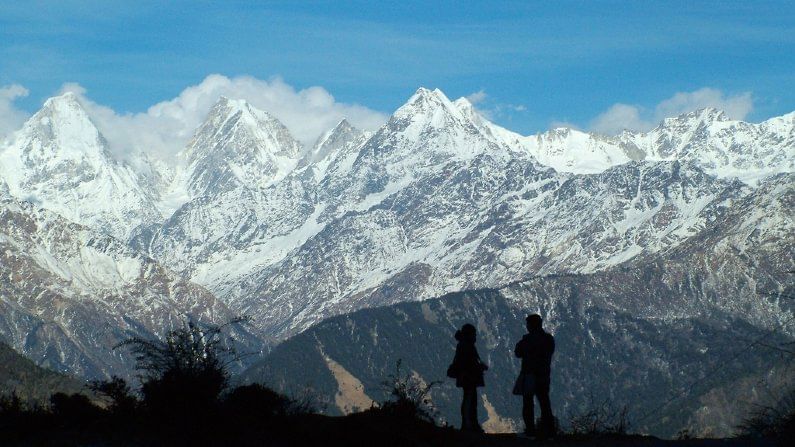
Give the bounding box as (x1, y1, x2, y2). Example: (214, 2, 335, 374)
(514, 314, 555, 438)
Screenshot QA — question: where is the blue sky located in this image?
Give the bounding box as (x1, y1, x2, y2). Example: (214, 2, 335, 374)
(1, 0, 794, 140)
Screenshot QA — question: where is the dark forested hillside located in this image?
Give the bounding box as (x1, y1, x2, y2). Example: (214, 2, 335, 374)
(0, 341, 87, 404)
(243, 284, 792, 439)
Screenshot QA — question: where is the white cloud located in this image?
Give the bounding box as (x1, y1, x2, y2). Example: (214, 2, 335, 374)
(58, 82, 87, 96)
(589, 88, 754, 135)
(465, 90, 487, 105)
(0, 84, 30, 142)
(655, 88, 753, 121)
(589, 103, 648, 135)
(62, 74, 389, 161)
(465, 90, 527, 122)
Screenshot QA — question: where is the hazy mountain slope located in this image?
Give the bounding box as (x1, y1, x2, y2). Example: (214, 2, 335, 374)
(0, 197, 264, 378)
(0, 341, 88, 404)
(245, 268, 792, 439)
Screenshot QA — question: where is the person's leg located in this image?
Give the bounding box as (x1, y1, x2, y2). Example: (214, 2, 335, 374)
(522, 392, 535, 434)
(469, 388, 480, 431)
(460, 388, 469, 429)
(461, 387, 476, 430)
(537, 379, 553, 437)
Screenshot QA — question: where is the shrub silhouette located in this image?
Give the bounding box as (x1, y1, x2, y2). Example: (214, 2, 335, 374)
(223, 383, 293, 418)
(115, 318, 247, 421)
(736, 387, 795, 444)
(0, 392, 23, 416)
(566, 395, 629, 436)
(89, 376, 137, 415)
(378, 360, 439, 422)
(50, 392, 102, 424)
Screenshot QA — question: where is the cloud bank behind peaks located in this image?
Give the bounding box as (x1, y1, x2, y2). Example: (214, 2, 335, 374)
(589, 87, 754, 135)
(62, 75, 389, 161)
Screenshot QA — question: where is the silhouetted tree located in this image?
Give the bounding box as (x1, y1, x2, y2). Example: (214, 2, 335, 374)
(115, 317, 248, 421)
(89, 376, 137, 415)
(0, 392, 23, 415)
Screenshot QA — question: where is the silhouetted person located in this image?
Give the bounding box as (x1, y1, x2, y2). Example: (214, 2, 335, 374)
(448, 323, 488, 432)
(514, 314, 555, 438)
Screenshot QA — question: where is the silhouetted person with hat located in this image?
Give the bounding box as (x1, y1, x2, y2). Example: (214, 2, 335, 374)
(447, 323, 488, 432)
(513, 314, 555, 438)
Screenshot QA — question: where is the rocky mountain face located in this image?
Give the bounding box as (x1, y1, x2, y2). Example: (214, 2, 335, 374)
(0, 87, 792, 404)
(180, 96, 303, 200)
(0, 196, 263, 378)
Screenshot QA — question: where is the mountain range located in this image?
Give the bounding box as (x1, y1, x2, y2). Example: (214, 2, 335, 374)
(0, 87, 792, 435)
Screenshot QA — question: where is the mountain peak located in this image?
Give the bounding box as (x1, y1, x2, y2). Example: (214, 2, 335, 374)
(299, 118, 365, 170)
(192, 97, 296, 151)
(208, 96, 267, 120)
(0, 93, 160, 239)
(403, 87, 454, 109)
(311, 118, 361, 151)
(180, 95, 303, 198)
(660, 107, 730, 128)
(331, 118, 354, 134)
(39, 92, 92, 121)
(390, 87, 462, 125)
(452, 96, 473, 109)
(14, 92, 107, 160)
(412, 86, 442, 97)
(698, 107, 729, 120)
(44, 90, 80, 104)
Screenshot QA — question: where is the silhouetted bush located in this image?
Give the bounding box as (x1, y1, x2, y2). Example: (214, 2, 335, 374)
(736, 388, 795, 444)
(116, 318, 247, 420)
(378, 360, 439, 422)
(50, 392, 102, 424)
(0, 392, 23, 416)
(286, 386, 326, 415)
(224, 383, 292, 418)
(89, 376, 137, 415)
(567, 396, 630, 436)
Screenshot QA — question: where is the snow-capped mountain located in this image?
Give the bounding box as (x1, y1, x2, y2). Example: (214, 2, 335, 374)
(180, 96, 303, 200)
(169, 88, 792, 339)
(0, 86, 792, 382)
(628, 108, 795, 183)
(0, 93, 161, 240)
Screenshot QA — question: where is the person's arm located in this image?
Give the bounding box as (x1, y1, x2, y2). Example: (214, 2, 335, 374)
(514, 339, 524, 358)
(474, 348, 488, 370)
(452, 344, 462, 367)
